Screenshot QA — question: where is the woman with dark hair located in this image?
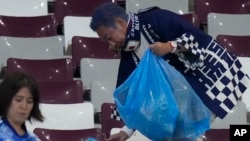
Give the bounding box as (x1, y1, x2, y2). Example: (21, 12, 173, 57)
(0, 72, 44, 140)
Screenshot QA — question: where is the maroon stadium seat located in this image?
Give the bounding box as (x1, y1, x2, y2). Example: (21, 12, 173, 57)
(55, 0, 113, 25)
(7, 58, 74, 81)
(34, 128, 104, 141)
(38, 80, 84, 104)
(101, 103, 124, 138)
(216, 35, 250, 57)
(72, 36, 120, 69)
(0, 15, 57, 37)
(204, 129, 230, 141)
(194, 0, 250, 24)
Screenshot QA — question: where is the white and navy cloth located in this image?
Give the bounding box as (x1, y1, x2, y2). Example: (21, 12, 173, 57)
(112, 7, 250, 121)
(0, 118, 40, 141)
(174, 34, 249, 118)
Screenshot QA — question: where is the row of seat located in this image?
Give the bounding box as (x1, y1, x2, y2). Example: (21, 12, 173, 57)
(0, 12, 199, 70)
(0, 0, 113, 22)
(34, 128, 104, 141)
(2, 0, 249, 26)
(125, 0, 250, 25)
(0, 12, 248, 61)
(0, 0, 48, 16)
(4, 56, 119, 111)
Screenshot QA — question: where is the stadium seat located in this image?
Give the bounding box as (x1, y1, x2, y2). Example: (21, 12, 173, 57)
(126, 0, 189, 14)
(0, 36, 64, 68)
(216, 35, 250, 57)
(194, 0, 250, 24)
(34, 128, 103, 141)
(55, 0, 113, 25)
(80, 58, 119, 113)
(91, 80, 116, 113)
(207, 13, 250, 38)
(204, 129, 229, 141)
(63, 16, 98, 54)
(0, 0, 48, 16)
(210, 101, 247, 129)
(0, 15, 57, 37)
(101, 103, 124, 138)
(80, 58, 119, 90)
(26, 102, 94, 132)
(7, 58, 74, 82)
(72, 36, 120, 70)
(38, 80, 84, 104)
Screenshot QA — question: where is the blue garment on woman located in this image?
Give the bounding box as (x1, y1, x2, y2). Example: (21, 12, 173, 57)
(0, 119, 40, 141)
(116, 7, 250, 119)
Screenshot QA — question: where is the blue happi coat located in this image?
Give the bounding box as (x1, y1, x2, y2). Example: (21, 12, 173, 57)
(0, 119, 40, 141)
(116, 7, 249, 119)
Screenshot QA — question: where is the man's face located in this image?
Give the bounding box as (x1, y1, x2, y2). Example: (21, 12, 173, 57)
(96, 18, 127, 53)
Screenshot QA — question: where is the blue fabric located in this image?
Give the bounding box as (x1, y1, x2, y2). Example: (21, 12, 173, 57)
(117, 7, 250, 119)
(117, 7, 212, 87)
(85, 137, 97, 141)
(0, 119, 39, 141)
(114, 49, 211, 141)
(122, 13, 141, 51)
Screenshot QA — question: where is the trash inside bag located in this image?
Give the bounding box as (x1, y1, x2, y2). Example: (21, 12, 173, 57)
(82, 137, 97, 141)
(114, 49, 211, 141)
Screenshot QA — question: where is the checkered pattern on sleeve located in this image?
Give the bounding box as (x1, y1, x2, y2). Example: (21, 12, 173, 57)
(175, 33, 206, 70)
(111, 106, 122, 121)
(183, 39, 250, 118)
(206, 59, 249, 114)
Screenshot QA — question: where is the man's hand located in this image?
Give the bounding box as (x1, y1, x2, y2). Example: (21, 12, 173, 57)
(149, 41, 173, 56)
(105, 131, 129, 141)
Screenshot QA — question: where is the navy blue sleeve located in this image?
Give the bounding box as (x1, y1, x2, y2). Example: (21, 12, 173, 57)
(116, 51, 137, 87)
(139, 8, 213, 70)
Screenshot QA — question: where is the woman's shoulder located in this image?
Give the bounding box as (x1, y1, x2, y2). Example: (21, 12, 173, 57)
(0, 120, 14, 140)
(0, 120, 40, 141)
(0, 119, 10, 131)
(27, 131, 41, 141)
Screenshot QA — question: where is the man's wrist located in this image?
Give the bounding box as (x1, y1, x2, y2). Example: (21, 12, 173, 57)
(121, 126, 134, 137)
(170, 41, 178, 53)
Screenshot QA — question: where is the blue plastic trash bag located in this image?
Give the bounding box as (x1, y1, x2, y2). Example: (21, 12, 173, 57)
(82, 137, 97, 141)
(114, 49, 211, 141)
